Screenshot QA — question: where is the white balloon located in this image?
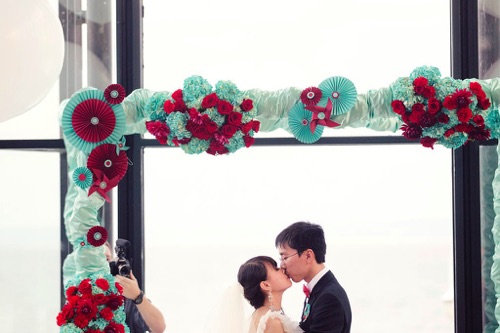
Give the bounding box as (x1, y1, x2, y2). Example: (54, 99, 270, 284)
(0, 0, 64, 123)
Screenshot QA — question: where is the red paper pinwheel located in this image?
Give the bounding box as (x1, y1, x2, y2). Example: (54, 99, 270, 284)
(304, 98, 340, 133)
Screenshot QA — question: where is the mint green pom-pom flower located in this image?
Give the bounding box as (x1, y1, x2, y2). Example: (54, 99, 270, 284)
(409, 66, 441, 85)
(183, 76, 213, 104)
(215, 80, 243, 105)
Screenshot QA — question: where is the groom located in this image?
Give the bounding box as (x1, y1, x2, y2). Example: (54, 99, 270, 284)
(275, 221, 352, 333)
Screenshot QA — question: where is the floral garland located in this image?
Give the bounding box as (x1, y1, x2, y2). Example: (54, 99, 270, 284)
(145, 76, 260, 155)
(57, 274, 128, 333)
(390, 66, 494, 149)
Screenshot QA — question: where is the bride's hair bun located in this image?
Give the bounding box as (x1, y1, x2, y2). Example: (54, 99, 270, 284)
(237, 256, 277, 309)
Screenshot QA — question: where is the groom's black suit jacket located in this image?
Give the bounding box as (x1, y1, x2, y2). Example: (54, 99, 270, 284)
(299, 271, 352, 333)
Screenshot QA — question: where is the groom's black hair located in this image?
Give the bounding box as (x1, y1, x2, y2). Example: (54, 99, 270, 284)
(275, 221, 327, 263)
(237, 256, 277, 309)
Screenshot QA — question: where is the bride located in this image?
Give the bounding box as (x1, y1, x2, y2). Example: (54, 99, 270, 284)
(237, 256, 304, 333)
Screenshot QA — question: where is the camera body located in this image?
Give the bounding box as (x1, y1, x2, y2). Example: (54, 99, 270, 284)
(109, 238, 131, 278)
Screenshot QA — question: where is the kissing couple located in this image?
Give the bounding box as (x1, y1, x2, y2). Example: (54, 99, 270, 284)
(237, 221, 352, 333)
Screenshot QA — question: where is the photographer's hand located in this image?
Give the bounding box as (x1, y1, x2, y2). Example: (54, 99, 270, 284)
(114, 271, 166, 333)
(114, 270, 142, 300)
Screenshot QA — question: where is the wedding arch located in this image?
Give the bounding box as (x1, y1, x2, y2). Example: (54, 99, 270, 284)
(56, 65, 500, 332)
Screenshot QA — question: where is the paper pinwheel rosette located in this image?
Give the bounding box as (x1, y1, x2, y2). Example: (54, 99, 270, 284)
(62, 85, 126, 154)
(85, 143, 129, 201)
(144, 76, 260, 155)
(289, 76, 357, 143)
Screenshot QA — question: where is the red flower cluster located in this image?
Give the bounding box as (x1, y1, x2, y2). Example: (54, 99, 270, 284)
(146, 88, 260, 155)
(391, 77, 491, 148)
(57, 277, 125, 332)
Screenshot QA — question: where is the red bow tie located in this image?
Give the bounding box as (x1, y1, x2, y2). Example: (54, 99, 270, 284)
(303, 284, 310, 298)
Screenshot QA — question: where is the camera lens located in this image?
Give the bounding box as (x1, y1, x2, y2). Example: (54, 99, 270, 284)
(119, 264, 131, 277)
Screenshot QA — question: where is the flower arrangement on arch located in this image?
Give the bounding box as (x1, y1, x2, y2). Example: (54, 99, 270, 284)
(390, 66, 493, 149)
(57, 274, 127, 333)
(145, 76, 260, 155)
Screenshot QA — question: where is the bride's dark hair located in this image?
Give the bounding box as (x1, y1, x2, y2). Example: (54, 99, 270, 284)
(237, 256, 277, 309)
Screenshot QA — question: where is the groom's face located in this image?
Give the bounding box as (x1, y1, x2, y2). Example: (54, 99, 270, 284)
(278, 244, 305, 283)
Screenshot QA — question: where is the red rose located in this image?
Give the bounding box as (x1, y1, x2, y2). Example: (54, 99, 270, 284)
(217, 100, 233, 115)
(227, 111, 243, 125)
(56, 305, 75, 326)
(455, 123, 472, 133)
(413, 84, 425, 95)
(78, 279, 93, 295)
(56, 311, 68, 326)
(456, 107, 473, 123)
(115, 282, 123, 294)
(473, 114, 484, 125)
(240, 99, 254, 111)
(427, 98, 441, 114)
(66, 286, 79, 298)
(413, 77, 429, 87)
(163, 100, 175, 114)
(95, 278, 110, 291)
(478, 98, 491, 110)
(241, 122, 253, 134)
(409, 104, 425, 124)
(205, 121, 218, 134)
(106, 294, 124, 311)
(469, 126, 490, 141)
(93, 293, 107, 305)
(174, 100, 187, 112)
(422, 85, 436, 99)
(190, 124, 211, 140)
(201, 93, 219, 109)
(469, 82, 484, 96)
(412, 103, 425, 113)
(391, 100, 406, 115)
(207, 140, 228, 155)
(444, 128, 455, 137)
(418, 113, 437, 128)
(420, 137, 437, 149)
(243, 135, 255, 147)
(252, 120, 260, 132)
(221, 124, 238, 138)
(74, 315, 90, 328)
(438, 113, 449, 124)
(104, 322, 125, 333)
(100, 307, 114, 321)
(171, 89, 183, 102)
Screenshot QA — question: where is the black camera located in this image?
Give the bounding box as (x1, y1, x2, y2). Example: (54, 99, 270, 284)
(109, 238, 131, 278)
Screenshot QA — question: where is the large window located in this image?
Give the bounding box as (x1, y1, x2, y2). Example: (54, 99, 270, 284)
(142, 1, 453, 332)
(0, 151, 61, 332)
(144, 145, 453, 333)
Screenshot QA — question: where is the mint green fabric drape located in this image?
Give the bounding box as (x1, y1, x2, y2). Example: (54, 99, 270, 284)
(481, 146, 498, 333)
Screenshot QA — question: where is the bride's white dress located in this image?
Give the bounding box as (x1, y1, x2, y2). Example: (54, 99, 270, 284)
(255, 310, 304, 333)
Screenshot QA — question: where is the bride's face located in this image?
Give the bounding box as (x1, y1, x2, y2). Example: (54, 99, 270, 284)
(265, 263, 292, 291)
